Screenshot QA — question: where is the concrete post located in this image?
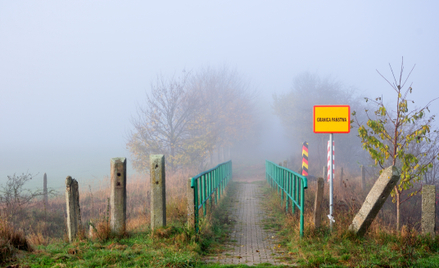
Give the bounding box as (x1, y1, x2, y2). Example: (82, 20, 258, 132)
(314, 178, 324, 229)
(422, 185, 436, 237)
(43, 173, 48, 221)
(89, 220, 95, 239)
(43, 173, 48, 207)
(150, 154, 166, 230)
(187, 178, 194, 228)
(361, 165, 366, 191)
(349, 166, 400, 237)
(283, 160, 287, 169)
(65, 176, 81, 242)
(110, 157, 127, 235)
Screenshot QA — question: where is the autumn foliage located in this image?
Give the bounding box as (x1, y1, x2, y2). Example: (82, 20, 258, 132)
(127, 67, 256, 172)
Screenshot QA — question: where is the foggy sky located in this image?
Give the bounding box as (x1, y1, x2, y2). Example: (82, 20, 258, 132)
(1, 1, 438, 189)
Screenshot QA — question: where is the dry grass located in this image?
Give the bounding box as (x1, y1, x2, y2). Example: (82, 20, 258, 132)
(271, 166, 431, 240)
(0, 165, 201, 256)
(27, 232, 49, 247)
(0, 219, 33, 264)
(7, 168, 198, 244)
(263, 166, 439, 267)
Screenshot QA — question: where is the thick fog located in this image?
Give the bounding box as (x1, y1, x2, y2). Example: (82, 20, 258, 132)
(1, 1, 438, 189)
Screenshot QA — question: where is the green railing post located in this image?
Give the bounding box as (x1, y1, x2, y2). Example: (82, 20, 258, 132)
(203, 175, 207, 216)
(300, 178, 305, 238)
(292, 173, 296, 214)
(191, 178, 199, 233)
(285, 173, 289, 213)
(279, 169, 284, 207)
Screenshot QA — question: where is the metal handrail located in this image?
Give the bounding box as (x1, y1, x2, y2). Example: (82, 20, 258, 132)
(265, 160, 308, 238)
(190, 160, 232, 232)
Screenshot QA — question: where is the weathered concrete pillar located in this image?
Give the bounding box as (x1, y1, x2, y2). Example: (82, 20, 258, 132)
(187, 178, 195, 228)
(150, 154, 166, 230)
(314, 177, 324, 229)
(110, 157, 127, 235)
(422, 185, 436, 237)
(43, 173, 48, 207)
(349, 166, 400, 237)
(361, 165, 366, 191)
(89, 220, 95, 240)
(66, 176, 81, 242)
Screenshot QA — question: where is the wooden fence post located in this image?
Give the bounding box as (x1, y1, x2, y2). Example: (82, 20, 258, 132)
(314, 178, 324, 229)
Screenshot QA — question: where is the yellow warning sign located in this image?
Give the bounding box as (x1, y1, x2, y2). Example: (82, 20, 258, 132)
(313, 105, 350, 133)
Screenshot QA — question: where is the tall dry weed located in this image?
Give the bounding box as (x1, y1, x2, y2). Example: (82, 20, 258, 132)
(0, 219, 32, 264)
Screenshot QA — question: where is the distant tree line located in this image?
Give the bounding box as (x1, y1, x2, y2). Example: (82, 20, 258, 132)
(272, 72, 369, 175)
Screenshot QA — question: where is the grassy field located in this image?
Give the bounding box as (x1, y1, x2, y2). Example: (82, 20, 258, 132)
(2, 161, 439, 267)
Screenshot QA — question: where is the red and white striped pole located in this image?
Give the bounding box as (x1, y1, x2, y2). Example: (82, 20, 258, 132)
(328, 134, 335, 230)
(327, 140, 334, 182)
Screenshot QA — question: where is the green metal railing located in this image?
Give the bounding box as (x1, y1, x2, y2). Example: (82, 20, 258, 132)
(190, 160, 232, 232)
(265, 160, 308, 238)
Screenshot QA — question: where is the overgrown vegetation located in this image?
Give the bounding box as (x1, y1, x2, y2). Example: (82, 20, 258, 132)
(352, 58, 439, 231)
(261, 170, 439, 267)
(0, 166, 236, 267)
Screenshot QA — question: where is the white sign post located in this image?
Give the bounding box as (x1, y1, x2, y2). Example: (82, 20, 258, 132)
(314, 105, 350, 232)
(328, 134, 334, 230)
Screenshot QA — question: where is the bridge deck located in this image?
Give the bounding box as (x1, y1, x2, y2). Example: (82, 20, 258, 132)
(204, 178, 284, 265)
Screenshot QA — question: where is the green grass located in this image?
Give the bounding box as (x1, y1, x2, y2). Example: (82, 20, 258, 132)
(8, 169, 439, 267)
(5, 181, 238, 267)
(17, 225, 199, 267)
(259, 181, 439, 268)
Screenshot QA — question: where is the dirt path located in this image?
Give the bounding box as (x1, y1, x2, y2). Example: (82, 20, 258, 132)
(205, 180, 284, 266)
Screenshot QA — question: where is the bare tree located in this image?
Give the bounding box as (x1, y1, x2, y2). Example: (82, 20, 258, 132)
(189, 67, 257, 164)
(127, 72, 202, 172)
(0, 172, 44, 227)
(128, 67, 258, 173)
